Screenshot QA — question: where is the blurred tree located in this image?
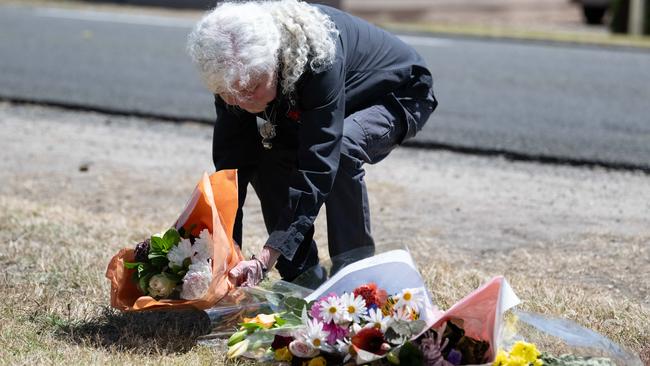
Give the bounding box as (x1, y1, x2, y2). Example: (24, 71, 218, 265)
(610, 0, 650, 34)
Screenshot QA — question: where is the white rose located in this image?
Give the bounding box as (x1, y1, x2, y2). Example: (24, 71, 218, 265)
(288, 339, 319, 358)
(148, 274, 176, 298)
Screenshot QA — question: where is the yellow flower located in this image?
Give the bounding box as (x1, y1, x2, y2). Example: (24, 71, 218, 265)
(381, 296, 397, 316)
(493, 350, 509, 366)
(510, 341, 541, 363)
(242, 313, 277, 329)
(493, 342, 541, 366)
(504, 355, 529, 366)
(274, 347, 293, 362)
(306, 356, 327, 366)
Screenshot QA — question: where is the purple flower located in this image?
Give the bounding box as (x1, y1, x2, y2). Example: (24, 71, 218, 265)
(323, 321, 348, 345)
(271, 335, 294, 350)
(447, 348, 462, 365)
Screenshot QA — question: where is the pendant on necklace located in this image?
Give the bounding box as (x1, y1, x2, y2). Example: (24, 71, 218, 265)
(260, 120, 276, 150)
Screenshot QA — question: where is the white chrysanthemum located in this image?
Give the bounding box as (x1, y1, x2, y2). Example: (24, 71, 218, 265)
(167, 238, 192, 268)
(363, 308, 389, 332)
(180, 262, 212, 300)
(319, 296, 344, 324)
(340, 293, 367, 324)
(394, 287, 425, 313)
(302, 317, 329, 349)
(191, 228, 213, 263)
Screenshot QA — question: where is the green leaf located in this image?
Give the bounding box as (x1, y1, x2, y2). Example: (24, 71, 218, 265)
(149, 255, 169, 268)
(240, 322, 262, 332)
(274, 315, 286, 327)
(123, 261, 144, 269)
(385, 327, 408, 345)
(150, 236, 165, 252)
(409, 319, 427, 335)
(138, 273, 154, 295)
(281, 297, 309, 317)
(385, 320, 414, 344)
(227, 329, 248, 347)
(163, 228, 181, 247)
(163, 272, 183, 283)
(398, 341, 424, 365)
(390, 320, 413, 336)
(170, 264, 184, 273)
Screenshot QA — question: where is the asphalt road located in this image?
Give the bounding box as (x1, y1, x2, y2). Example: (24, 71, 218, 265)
(1, 5, 650, 170)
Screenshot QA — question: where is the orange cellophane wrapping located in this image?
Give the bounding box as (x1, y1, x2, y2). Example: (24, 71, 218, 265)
(105, 170, 244, 311)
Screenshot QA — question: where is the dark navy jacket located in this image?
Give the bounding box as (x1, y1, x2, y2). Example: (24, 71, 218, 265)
(211, 5, 436, 260)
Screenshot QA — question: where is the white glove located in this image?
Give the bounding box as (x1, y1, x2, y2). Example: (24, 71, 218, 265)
(229, 246, 281, 287)
(229, 258, 265, 287)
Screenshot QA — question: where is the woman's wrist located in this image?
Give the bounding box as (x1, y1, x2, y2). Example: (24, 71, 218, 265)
(258, 246, 281, 270)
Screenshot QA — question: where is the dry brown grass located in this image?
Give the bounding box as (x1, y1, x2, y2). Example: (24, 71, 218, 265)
(0, 103, 648, 365)
(1, 195, 648, 365)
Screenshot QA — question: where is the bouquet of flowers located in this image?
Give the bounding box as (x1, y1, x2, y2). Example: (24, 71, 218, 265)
(123, 226, 214, 300)
(227, 283, 431, 364)
(220, 250, 642, 365)
(105, 171, 244, 311)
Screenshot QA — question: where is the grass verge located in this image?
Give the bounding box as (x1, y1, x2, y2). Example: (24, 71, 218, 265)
(1, 194, 648, 365)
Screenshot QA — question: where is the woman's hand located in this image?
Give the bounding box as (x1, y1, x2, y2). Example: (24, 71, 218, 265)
(229, 246, 281, 287)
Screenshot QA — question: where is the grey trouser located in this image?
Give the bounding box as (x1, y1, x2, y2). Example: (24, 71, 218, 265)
(235, 89, 436, 284)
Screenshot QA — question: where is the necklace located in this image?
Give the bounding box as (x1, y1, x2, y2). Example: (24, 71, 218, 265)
(260, 103, 277, 150)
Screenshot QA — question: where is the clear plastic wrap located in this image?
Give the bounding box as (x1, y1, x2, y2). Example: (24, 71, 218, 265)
(198, 247, 642, 366)
(499, 310, 643, 366)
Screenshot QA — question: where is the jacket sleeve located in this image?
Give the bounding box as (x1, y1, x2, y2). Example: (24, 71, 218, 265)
(212, 95, 261, 171)
(265, 54, 346, 260)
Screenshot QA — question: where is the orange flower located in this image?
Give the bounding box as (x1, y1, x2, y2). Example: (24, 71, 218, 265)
(353, 283, 388, 308)
(242, 313, 276, 329)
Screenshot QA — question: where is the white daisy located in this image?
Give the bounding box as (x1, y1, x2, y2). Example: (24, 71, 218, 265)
(394, 287, 425, 312)
(319, 296, 344, 324)
(191, 228, 213, 263)
(167, 238, 192, 268)
(340, 292, 367, 324)
(363, 308, 390, 332)
(302, 317, 329, 349)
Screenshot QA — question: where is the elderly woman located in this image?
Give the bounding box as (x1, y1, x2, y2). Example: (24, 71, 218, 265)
(187, 0, 437, 288)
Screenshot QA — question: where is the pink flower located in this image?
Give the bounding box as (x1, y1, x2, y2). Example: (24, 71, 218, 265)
(310, 292, 339, 322)
(310, 301, 323, 321)
(323, 321, 348, 345)
(289, 339, 319, 358)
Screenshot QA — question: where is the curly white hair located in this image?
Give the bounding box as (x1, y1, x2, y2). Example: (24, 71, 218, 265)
(187, 0, 338, 100)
